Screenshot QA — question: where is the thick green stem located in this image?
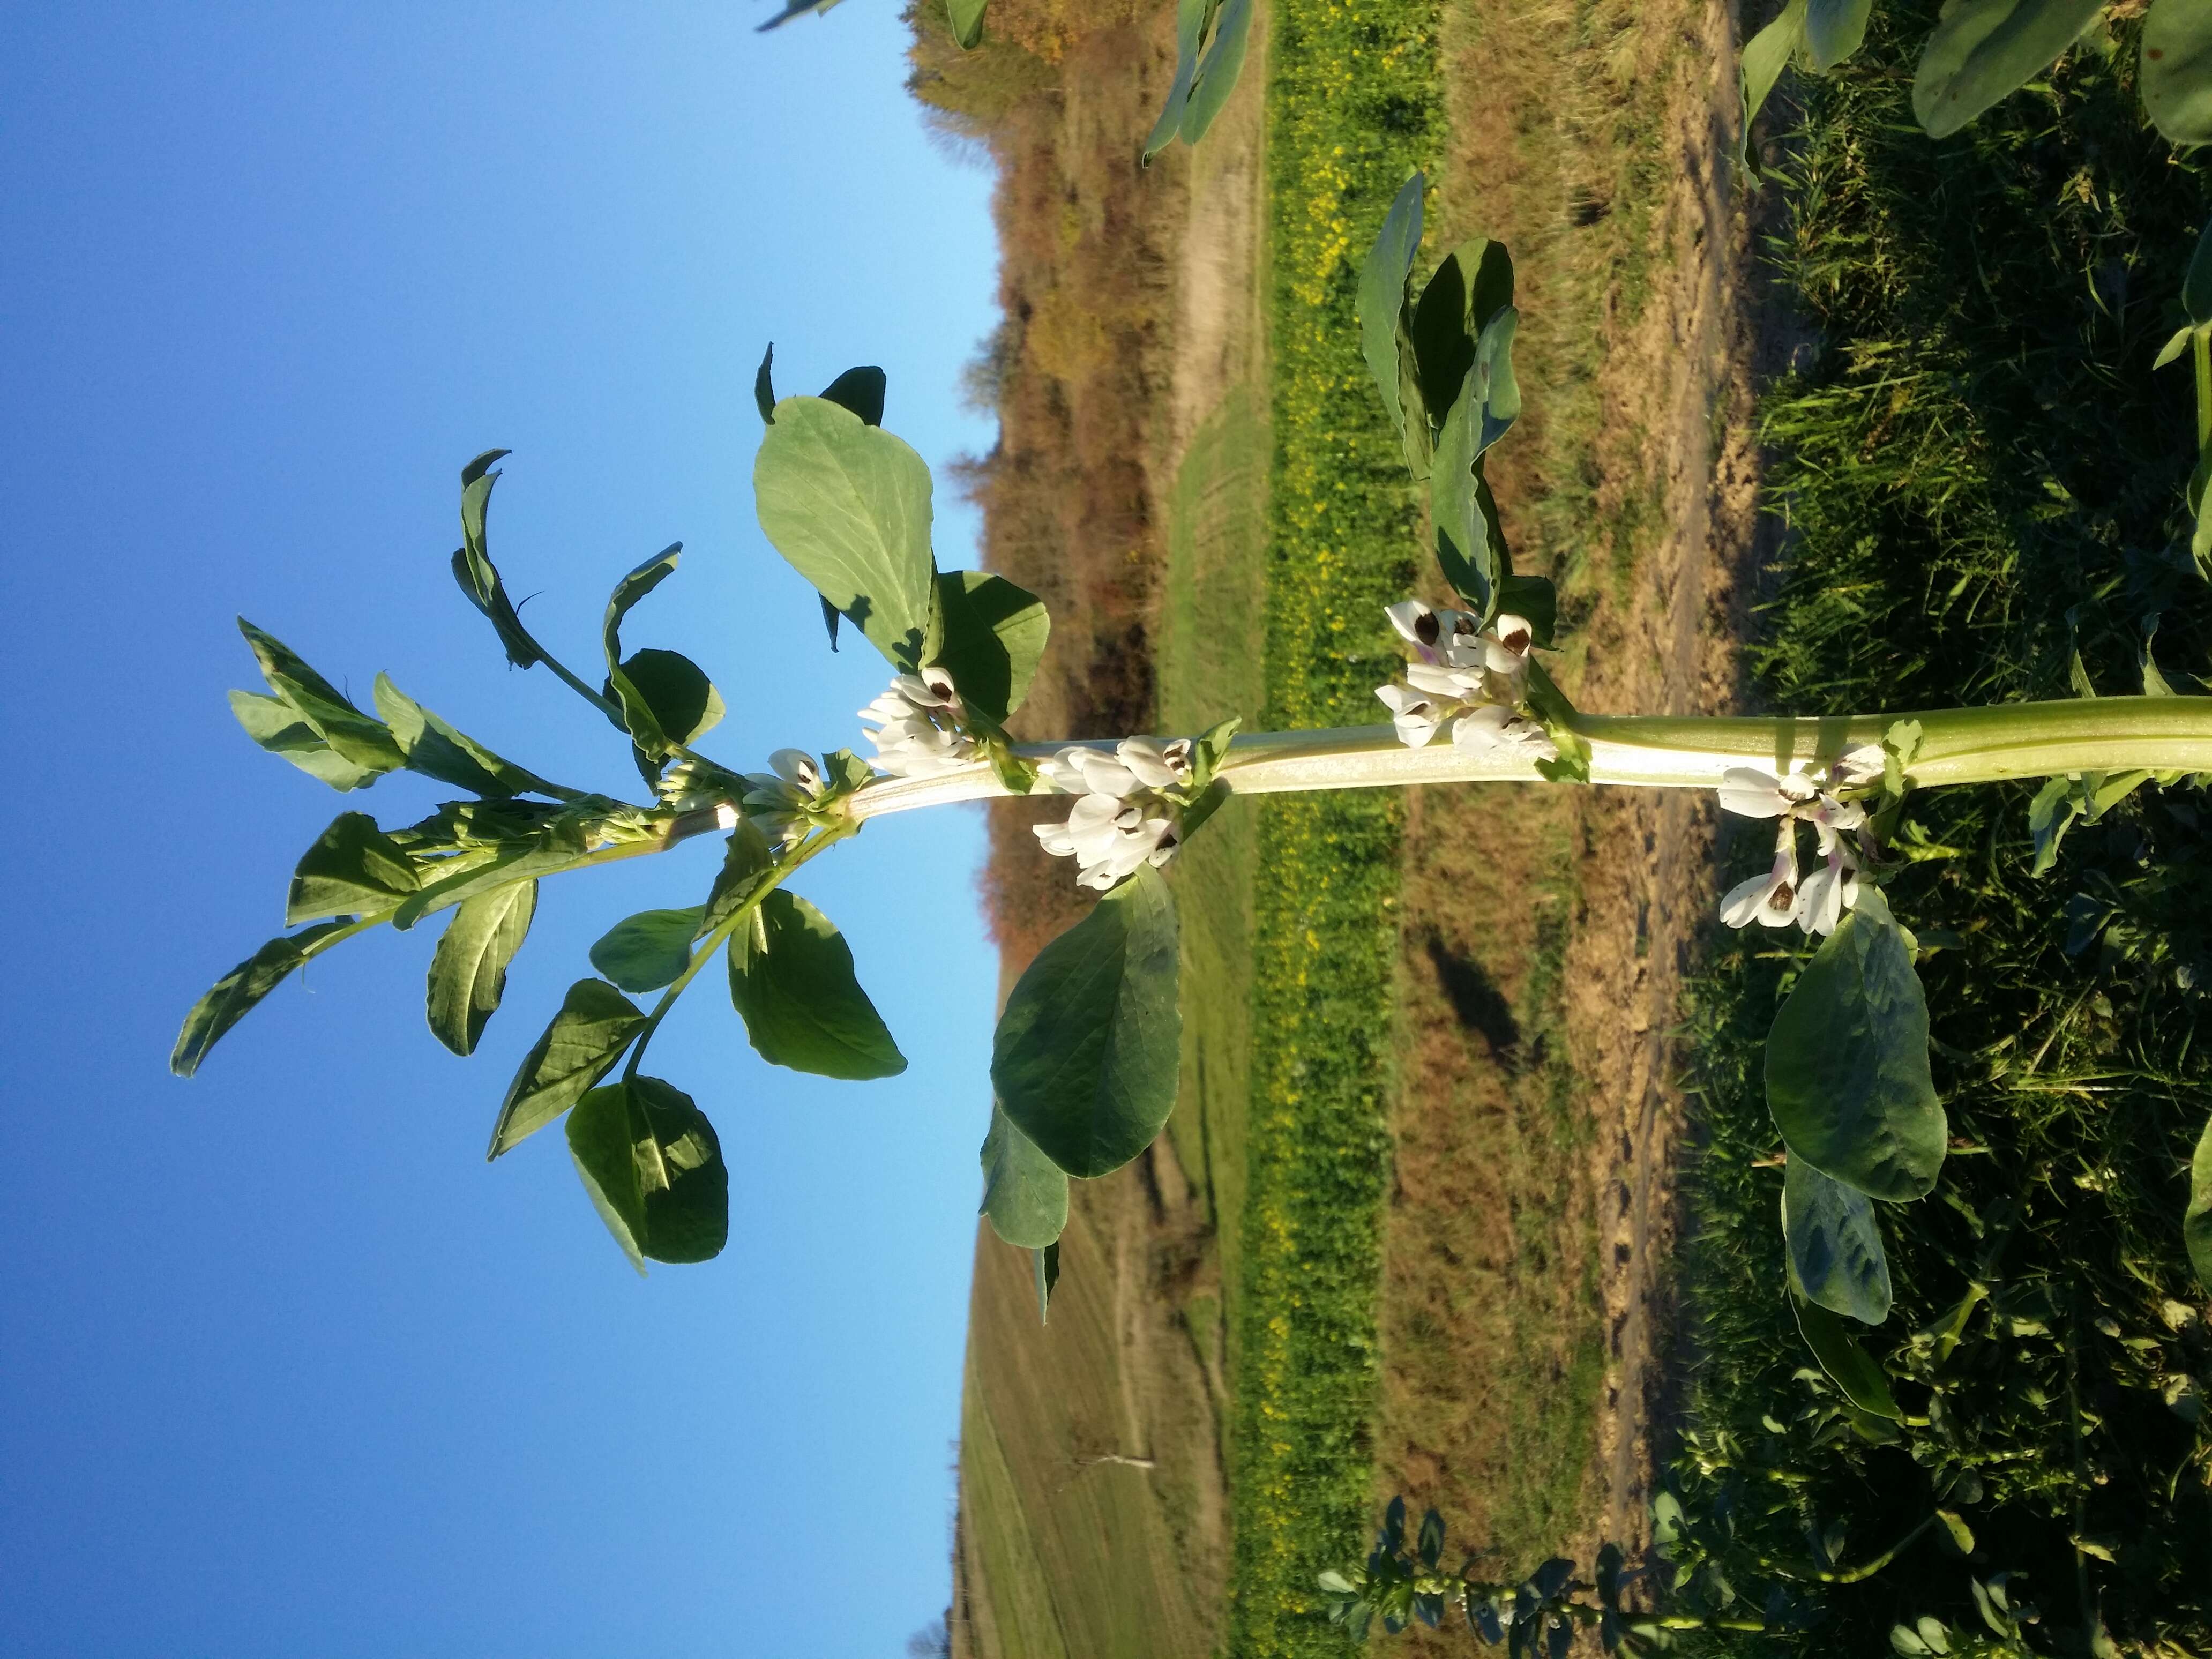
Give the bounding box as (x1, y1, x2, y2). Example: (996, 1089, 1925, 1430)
(844, 698, 2212, 821)
(2194, 329, 2210, 453)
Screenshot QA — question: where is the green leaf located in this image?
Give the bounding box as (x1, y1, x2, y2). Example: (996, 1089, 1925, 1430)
(2187, 1109, 2212, 1293)
(1142, 0, 1215, 165)
(930, 570, 1050, 724)
(1358, 173, 1425, 452)
(1431, 369, 1497, 615)
(1765, 888, 1947, 1202)
(727, 890, 907, 1079)
(392, 819, 592, 930)
(1179, 0, 1253, 146)
(287, 811, 420, 924)
(600, 544, 685, 757)
(2028, 774, 2079, 875)
(171, 921, 356, 1077)
(991, 865, 1181, 1178)
(1739, 0, 1807, 178)
(753, 396, 938, 671)
(371, 675, 562, 798)
(607, 648, 725, 750)
(590, 906, 706, 994)
(1190, 714, 1243, 789)
(818, 365, 887, 426)
(237, 619, 405, 778)
(1471, 304, 1521, 455)
(1409, 236, 1515, 431)
(1911, 0, 2105, 140)
(1792, 1291, 1903, 1418)
(754, 342, 776, 423)
(1525, 660, 1593, 784)
(1805, 0, 1872, 71)
(2144, 0, 2212, 145)
(229, 690, 381, 791)
(947, 0, 988, 50)
(487, 978, 645, 1157)
(980, 1102, 1070, 1249)
(426, 881, 537, 1056)
(1783, 1155, 1894, 1324)
(1034, 1240, 1061, 1324)
(698, 819, 778, 937)
(2186, 220, 2212, 331)
(450, 449, 542, 670)
(566, 1077, 729, 1271)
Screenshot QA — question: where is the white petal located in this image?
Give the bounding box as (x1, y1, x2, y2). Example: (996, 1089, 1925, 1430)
(1715, 767, 1789, 818)
(1830, 743, 1885, 787)
(1406, 662, 1476, 699)
(1717, 871, 1773, 929)
(1795, 864, 1844, 936)
(1490, 614, 1534, 656)
(1040, 751, 1090, 795)
(769, 748, 821, 793)
(1384, 599, 1440, 649)
(1075, 755, 1141, 799)
(1117, 737, 1180, 790)
(1393, 714, 1440, 748)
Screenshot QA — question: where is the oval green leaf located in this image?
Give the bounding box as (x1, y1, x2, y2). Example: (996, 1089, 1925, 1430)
(980, 1101, 1070, 1249)
(2145, 0, 2212, 145)
(1179, 0, 1253, 147)
(1766, 888, 1947, 1202)
(1805, 0, 1873, 71)
(488, 978, 645, 1157)
(171, 921, 356, 1077)
(372, 674, 563, 798)
(1784, 1154, 1895, 1324)
(237, 619, 405, 778)
(1911, 0, 2105, 140)
(427, 880, 537, 1056)
(947, 0, 988, 50)
(991, 865, 1182, 1179)
(1792, 1291, 1903, 1418)
(930, 570, 1050, 725)
(753, 396, 937, 672)
(1141, 0, 1214, 165)
(727, 890, 907, 1080)
(1358, 173, 1425, 445)
(1739, 0, 1807, 177)
(286, 811, 420, 925)
(566, 1077, 730, 1271)
(589, 906, 706, 994)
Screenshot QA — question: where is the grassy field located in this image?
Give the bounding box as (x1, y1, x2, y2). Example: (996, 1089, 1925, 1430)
(1675, 7, 2212, 1652)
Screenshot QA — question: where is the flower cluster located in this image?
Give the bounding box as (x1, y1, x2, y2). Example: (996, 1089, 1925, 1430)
(1372, 599, 1557, 760)
(1032, 736, 1193, 892)
(741, 748, 839, 848)
(1715, 746, 1883, 936)
(858, 667, 977, 779)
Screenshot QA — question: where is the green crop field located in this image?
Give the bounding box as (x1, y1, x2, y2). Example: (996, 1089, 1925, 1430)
(1675, 6, 2212, 1651)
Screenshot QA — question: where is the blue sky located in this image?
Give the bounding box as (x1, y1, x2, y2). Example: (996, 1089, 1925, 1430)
(1, 5, 1002, 1653)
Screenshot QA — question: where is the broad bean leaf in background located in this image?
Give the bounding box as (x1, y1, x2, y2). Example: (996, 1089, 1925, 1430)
(450, 449, 543, 670)
(947, 0, 987, 51)
(1498, 573, 1557, 646)
(727, 890, 907, 1079)
(426, 881, 537, 1056)
(589, 906, 707, 994)
(1470, 304, 1521, 456)
(1409, 234, 1514, 428)
(754, 396, 937, 671)
(487, 978, 645, 1156)
(566, 1077, 730, 1270)
(1765, 887, 1947, 1202)
(1739, 0, 1808, 176)
(1178, 0, 1253, 148)
(1034, 1240, 1060, 1324)
(818, 364, 887, 426)
(698, 820, 778, 937)
(1783, 1154, 1895, 1324)
(287, 812, 420, 925)
(979, 1102, 1070, 1250)
(930, 570, 1049, 724)
(1358, 172, 1425, 455)
(170, 921, 356, 1077)
(1912, 0, 2105, 139)
(1142, 0, 1214, 164)
(606, 647, 726, 779)
(372, 675, 562, 798)
(992, 865, 1181, 1179)
(1431, 369, 1498, 615)
(2143, 0, 2212, 146)
(229, 689, 382, 791)
(2188, 1110, 2212, 1292)
(1792, 1292, 1903, 1418)
(1806, 0, 1874, 70)
(237, 620, 405, 779)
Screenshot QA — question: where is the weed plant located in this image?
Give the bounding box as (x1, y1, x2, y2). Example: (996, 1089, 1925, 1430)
(1680, 5, 2212, 1651)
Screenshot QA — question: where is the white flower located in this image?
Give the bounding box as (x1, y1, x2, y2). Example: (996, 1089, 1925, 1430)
(1718, 828, 1803, 930)
(742, 748, 827, 846)
(1385, 599, 1487, 668)
(1793, 845, 1860, 936)
(656, 758, 744, 814)
(1376, 683, 1445, 747)
(1404, 661, 1482, 700)
(1449, 702, 1558, 760)
(1715, 765, 1822, 819)
(859, 669, 976, 779)
(1830, 743, 1886, 789)
(1032, 736, 1190, 888)
(1116, 735, 1192, 790)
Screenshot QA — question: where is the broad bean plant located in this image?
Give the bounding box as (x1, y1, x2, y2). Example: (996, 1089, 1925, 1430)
(178, 153, 2211, 1350)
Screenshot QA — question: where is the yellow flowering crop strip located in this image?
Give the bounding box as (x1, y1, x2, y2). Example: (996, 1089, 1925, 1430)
(1231, 2, 1441, 1654)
